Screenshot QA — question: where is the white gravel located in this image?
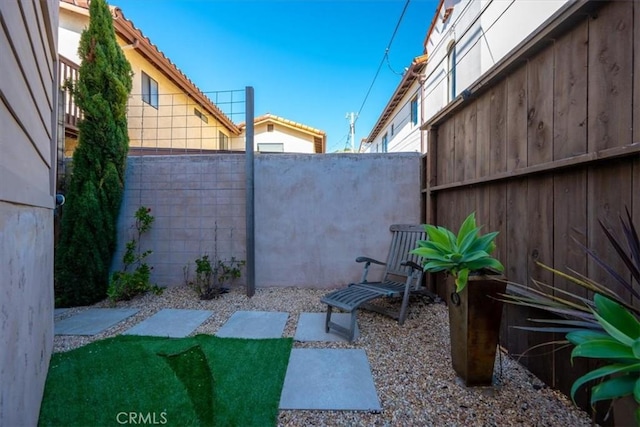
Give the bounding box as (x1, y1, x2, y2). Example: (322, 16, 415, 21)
(53, 286, 596, 426)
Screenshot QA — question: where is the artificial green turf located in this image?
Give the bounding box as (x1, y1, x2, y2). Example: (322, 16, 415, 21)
(38, 334, 293, 426)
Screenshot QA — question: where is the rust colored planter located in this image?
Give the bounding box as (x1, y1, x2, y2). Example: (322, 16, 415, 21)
(447, 274, 507, 386)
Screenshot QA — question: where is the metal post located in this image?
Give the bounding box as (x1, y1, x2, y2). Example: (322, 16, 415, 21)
(245, 87, 255, 297)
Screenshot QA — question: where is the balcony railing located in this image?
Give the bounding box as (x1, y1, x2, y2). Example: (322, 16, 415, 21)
(59, 55, 81, 134)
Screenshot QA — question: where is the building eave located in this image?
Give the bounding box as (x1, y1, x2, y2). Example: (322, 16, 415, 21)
(364, 55, 427, 143)
(59, 0, 241, 135)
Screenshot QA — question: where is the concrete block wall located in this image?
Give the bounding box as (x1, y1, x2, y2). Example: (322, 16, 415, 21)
(115, 155, 246, 287)
(117, 152, 422, 290)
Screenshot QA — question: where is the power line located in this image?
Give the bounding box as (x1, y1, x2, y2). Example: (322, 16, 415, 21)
(355, 0, 411, 121)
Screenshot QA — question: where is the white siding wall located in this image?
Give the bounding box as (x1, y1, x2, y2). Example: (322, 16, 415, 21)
(254, 126, 316, 153)
(0, 0, 58, 425)
(367, 82, 422, 153)
(420, 0, 568, 150)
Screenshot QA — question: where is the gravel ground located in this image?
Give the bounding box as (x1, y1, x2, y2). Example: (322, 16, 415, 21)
(54, 286, 596, 426)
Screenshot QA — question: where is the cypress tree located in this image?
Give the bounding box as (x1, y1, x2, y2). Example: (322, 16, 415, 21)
(55, 0, 132, 306)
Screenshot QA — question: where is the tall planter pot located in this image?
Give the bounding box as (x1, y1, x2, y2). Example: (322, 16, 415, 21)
(447, 274, 507, 386)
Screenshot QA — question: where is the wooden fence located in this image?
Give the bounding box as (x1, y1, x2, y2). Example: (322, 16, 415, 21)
(421, 1, 639, 422)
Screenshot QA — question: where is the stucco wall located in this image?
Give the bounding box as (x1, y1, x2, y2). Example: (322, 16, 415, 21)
(0, 205, 54, 425)
(254, 153, 421, 288)
(115, 155, 247, 287)
(116, 153, 421, 289)
(0, 0, 58, 425)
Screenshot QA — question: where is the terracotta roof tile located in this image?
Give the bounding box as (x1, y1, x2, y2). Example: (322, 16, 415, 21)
(59, 0, 241, 135)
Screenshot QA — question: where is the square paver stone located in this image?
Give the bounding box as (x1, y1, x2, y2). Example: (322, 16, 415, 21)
(123, 309, 213, 338)
(215, 311, 288, 339)
(279, 348, 381, 411)
(54, 308, 139, 336)
(294, 312, 359, 342)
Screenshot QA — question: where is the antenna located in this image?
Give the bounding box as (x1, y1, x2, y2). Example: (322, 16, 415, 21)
(345, 112, 357, 152)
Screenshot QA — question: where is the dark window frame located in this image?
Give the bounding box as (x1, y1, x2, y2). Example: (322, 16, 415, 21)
(141, 71, 159, 109)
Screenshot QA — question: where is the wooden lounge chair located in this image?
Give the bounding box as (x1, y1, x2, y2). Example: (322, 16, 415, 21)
(321, 224, 432, 341)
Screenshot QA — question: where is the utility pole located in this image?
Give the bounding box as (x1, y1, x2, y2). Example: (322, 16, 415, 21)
(346, 112, 357, 152)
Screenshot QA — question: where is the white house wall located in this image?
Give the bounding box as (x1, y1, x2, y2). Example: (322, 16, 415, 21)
(417, 0, 568, 152)
(254, 124, 316, 153)
(367, 82, 422, 153)
(478, 0, 567, 73)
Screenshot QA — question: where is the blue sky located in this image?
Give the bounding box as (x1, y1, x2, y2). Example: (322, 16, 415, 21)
(112, 0, 439, 152)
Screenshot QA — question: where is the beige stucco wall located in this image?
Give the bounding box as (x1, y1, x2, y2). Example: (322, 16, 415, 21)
(58, 5, 236, 153)
(0, 0, 58, 425)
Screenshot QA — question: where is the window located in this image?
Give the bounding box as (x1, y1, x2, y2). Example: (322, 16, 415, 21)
(267, 124, 274, 132)
(194, 108, 208, 123)
(447, 41, 457, 103)
(257, 143, 284, 152)
(141, 72, 158, 108)
(391, 123, 395, 136)
(382, 133, 388, 153)
(410, 96, 418, 126)
(219, 131, 229, 150)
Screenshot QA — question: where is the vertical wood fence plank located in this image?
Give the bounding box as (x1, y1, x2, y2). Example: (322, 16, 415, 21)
(527, 49, 554, 166)
(587, 0, 633, 151)
(587, 162, 633, 301)
(553, 170, 589, 410)
(525, 175, 555, 386)
(506, 66, 528, 171)
(504, 179, 529, 357)
(553, 19, 588, 160)
(454, 110, 466, 183)
(490, 82, 507, 175)
(635, 0, 640, 145)
(476, 93, 491, 179)
(463, 104, 477, 182)
(437, 120, 455, 186)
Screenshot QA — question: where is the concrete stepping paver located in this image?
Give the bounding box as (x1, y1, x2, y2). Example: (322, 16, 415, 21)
(122, 309, 213, 338)
(294, 312, 360, 342)
(215, 311, 288, 339)
(54, 308, 139, 336)
(279, 348, 381, 411)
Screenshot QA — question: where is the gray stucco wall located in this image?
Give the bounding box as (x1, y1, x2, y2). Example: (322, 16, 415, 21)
(0, 205, 54, 425)
(255, 153, 421, 288)
(115, 155, 247, 287)
(117, 153, 421, 289)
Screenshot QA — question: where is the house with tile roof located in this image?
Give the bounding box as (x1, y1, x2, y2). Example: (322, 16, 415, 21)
(58, 0, 242, 156)
(364, 0, 569, 154)
(239, 114, 327, 154)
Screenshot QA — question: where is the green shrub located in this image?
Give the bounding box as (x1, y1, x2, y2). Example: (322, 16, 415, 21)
(184, 255, 245, 300)
(54, 0, 133, 307)
(108, 207, 162, 303)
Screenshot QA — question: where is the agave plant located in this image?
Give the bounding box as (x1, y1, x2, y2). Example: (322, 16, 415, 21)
(411, 212, 504, 292)
(500, 207, 640, 423)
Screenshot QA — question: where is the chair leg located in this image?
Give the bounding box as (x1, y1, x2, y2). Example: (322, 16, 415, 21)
(398, 288, 412, 326)
(325, 305, 333, 333)
(349, 310, 357, 342)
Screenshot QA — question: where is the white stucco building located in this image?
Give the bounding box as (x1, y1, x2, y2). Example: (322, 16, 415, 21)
(364, 0, 569, 154)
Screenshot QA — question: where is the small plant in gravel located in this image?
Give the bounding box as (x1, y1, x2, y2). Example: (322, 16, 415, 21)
(184, 255, 245, 300)
(183, 223, 245, 300)
(108, 206, 162, 304)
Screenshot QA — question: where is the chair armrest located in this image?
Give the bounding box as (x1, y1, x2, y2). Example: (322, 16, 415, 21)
(356, 256, 386, 266)
(355, 257, 385, 283)
(401, 260, 422, 271)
